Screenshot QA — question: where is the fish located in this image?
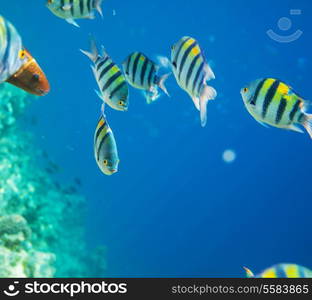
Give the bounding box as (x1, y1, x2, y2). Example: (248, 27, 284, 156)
(81, 39, 129, 111)
(0, 16, 50, 96)
(244, 264, 312, 278)
(241, 78, 312, 138)
(170, 36, 217, 127)
(6, 48, 50, 96)
(94, 104, 119, 175)
(46, 0, 103, 27)
(122, 52, 170, 104)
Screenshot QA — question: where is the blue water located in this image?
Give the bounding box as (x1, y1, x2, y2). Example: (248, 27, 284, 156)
(2, 0, 312, 277)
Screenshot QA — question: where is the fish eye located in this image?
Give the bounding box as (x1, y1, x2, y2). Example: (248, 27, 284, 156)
(33, 74, 40, 81)
(118, 101, 124, 106)
(243, 87, 248, 93)
(19, 49, 26, 60)
(103, 160, 108, 166)
(47, 0, 53, 4)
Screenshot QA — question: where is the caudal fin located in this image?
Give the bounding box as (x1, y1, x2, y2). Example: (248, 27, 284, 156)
(157, 73, 171, 97)
(80, 37, 98, 63)
(94, 0, 103, 18)
(302, 113, 312, 139)
(156, 55, 171, 69)
(199, 85, 217, 127)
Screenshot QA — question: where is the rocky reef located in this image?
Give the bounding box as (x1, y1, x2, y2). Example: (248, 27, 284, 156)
(0, 83, 105, 277)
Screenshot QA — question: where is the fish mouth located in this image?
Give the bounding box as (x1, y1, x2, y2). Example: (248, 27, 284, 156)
(106, 168, 117, 175)
(35, 88, 49, 96)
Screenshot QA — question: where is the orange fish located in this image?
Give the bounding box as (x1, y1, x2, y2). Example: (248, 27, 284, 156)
(6, 49, 50, 96)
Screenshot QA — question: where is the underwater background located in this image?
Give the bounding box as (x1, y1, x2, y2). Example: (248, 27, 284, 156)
(0, 0, 312, 277)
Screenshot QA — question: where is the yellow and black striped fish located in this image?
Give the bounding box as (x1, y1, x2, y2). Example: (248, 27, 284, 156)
(47, 0, 103, 27)
(244, 264, 312, 278)
(171, 36, 217, 127)
(241, 78, 312, 138)
(94, 107, 119, 176)
(122, 52, 170, 104)
(81, 39, 129, 111)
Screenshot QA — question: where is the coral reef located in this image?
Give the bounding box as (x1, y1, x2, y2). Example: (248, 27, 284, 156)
(0, 83, 105, 277)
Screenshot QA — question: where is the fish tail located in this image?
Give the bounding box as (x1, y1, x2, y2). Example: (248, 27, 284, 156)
(156, 55, 171, 69)
(80, 37, 98, 63)
(302, 113, 312, 139)
(199, 85, 217, 127)
(157, 73, 171, 97)
(95, 0, 103, 18)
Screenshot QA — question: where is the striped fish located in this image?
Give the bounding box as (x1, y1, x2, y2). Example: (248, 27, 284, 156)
(171, 36, 217, 127)
(46, 0, 103, 27)
(244, 264, 312, 278)
(0, 16, 25, 83)
(81, 39, 129, 111)
(94, 105, 119, 175)
(122, 52, 170, 104)
(241, 78, 312, 138)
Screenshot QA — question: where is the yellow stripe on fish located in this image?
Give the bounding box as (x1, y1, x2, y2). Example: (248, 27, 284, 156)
(241, 78, 312, 139)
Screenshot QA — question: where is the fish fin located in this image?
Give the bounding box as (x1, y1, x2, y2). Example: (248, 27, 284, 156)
(144, 91, 159, 104)
(86, 12, 95, 19)
(101, 46, 109, 59)
(192, 96, 200, 111)
(65, 18, 80, 27)
(243, 267, 255, 278)
(91, 65, 97, 78)
(204, 63, 215, 81)
(144, 91, 152, 104)
(157, 73, 171, 97)
(288, 124, 304, 133)
(80, 37, 98, 62)
(94, 0, 103, 18)
(95, 89, 104, 101)
(301, 113, 312, 138)
(101, 102, 106, 118)
(156, 55, 171, 69)
(62, 4, 72, 10)
(199, 85, 217, 127)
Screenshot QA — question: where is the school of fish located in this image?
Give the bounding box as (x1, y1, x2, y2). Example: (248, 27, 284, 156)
(0, 0, 311, 278)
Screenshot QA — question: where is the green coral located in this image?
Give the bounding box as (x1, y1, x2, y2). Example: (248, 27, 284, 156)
(0, 83, 105, 277)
